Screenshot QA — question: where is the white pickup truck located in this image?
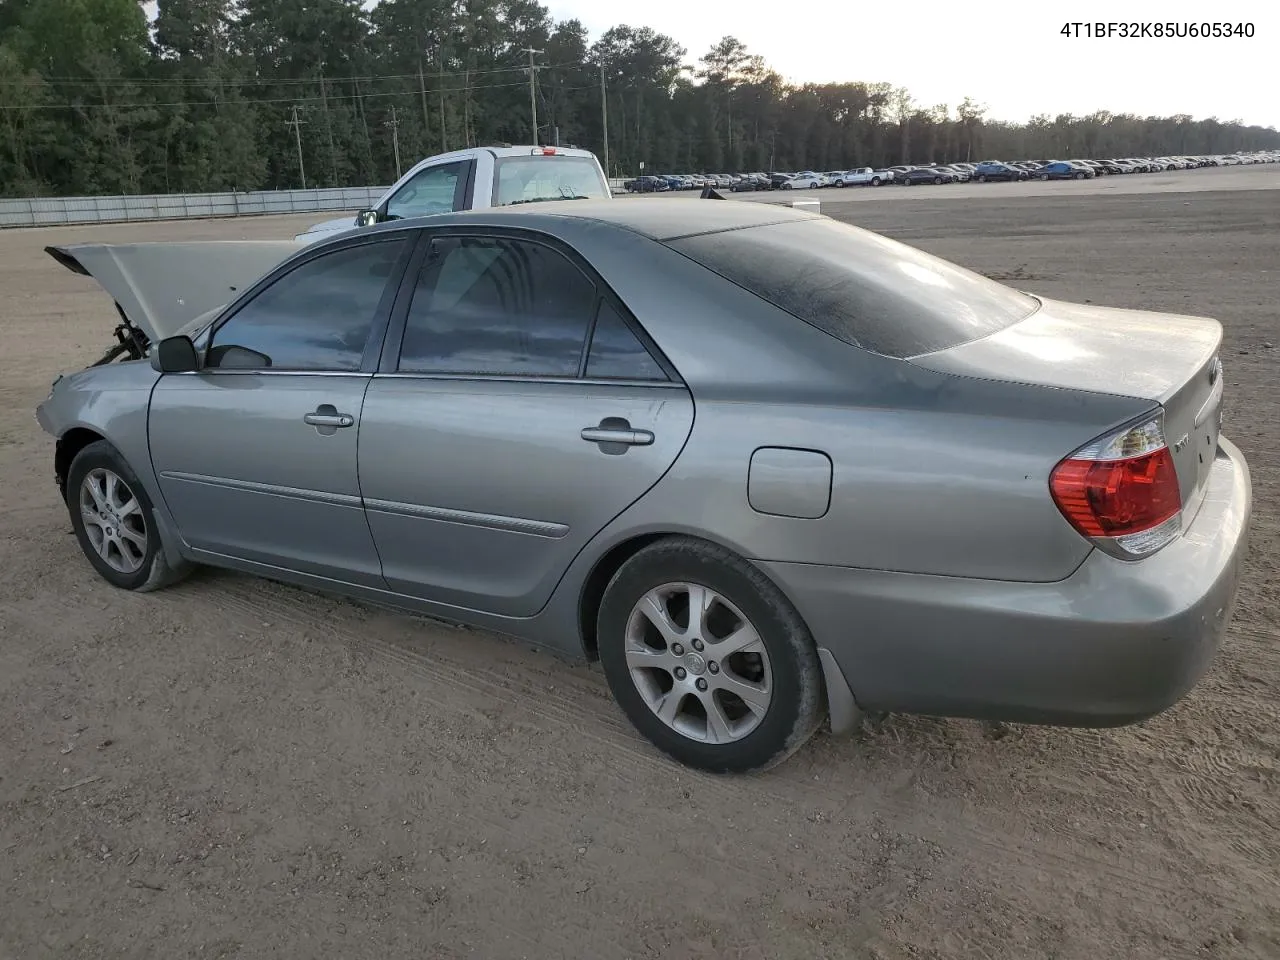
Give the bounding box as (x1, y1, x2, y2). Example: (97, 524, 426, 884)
(831, 167, 889, 187)
(294, 144, 612, 243)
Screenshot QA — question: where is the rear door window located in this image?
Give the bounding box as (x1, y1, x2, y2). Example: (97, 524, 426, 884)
(398, 235, 597, 377)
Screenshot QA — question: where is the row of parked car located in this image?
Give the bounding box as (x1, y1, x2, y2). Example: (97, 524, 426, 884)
(622, 152, 1279, 192)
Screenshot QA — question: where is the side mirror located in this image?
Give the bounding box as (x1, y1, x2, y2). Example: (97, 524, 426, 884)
(355, 208, 379, 228)
(150, 335, 199, 373)
(206, 344, 271, 369)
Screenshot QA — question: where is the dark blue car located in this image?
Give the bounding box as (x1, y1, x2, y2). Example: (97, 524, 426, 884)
(1031, 161, 1095, 181)
(972, 162, 1027, 183)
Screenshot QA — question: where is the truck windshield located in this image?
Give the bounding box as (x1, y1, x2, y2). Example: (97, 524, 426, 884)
(492, 155, 609, 206)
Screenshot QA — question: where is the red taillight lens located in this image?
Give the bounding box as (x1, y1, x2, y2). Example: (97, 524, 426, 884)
(1051, 449, 1181, 536)
(1050, 415, 1183, 559)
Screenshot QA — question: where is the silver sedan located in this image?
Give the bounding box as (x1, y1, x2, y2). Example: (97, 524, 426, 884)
(36, 200, 1252, 773)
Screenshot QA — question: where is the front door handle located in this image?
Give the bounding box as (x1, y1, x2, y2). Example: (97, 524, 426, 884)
(581, 417, 654, 449)
(304, 404, 355, 435)
(304, 413, 355, 428)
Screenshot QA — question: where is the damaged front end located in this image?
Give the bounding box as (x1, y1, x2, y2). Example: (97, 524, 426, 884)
(45, 240, 304, 369)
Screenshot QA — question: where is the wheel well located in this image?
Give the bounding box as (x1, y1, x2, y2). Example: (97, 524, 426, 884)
(577, 533, 669, 661)
(54, 428, 104, 497)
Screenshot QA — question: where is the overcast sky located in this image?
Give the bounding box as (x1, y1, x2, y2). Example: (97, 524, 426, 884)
(545, 0, 1274, 128)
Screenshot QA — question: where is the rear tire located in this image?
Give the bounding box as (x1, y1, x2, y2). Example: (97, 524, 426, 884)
(597, 537, 825, 774)
(933, 176, 943, 184)
(66, 440, 193, 592)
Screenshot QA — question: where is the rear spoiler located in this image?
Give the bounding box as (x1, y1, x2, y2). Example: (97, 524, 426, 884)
(46, 240, 303, 344)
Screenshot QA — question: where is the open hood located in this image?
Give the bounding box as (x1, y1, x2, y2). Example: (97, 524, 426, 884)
(47, 240, 304, 344)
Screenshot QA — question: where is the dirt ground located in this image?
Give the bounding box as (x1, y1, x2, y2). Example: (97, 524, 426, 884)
(2, 169, 1278, 960)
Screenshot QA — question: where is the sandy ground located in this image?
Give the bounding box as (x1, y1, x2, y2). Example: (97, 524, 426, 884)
(2, 166, 1278, 960)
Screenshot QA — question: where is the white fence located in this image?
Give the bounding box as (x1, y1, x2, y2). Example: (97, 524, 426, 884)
(0, 186, 391, 229)
(1, 178, 739, 229)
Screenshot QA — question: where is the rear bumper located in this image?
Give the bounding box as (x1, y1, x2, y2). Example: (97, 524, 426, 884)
(759, 436, 1252, 729)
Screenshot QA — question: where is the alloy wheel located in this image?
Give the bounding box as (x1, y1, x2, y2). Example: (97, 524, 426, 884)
(79, 467, 148, 573)
(623, 582, 773, 744)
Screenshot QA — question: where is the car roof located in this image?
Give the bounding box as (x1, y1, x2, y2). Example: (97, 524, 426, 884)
(363, 198, 823, 243)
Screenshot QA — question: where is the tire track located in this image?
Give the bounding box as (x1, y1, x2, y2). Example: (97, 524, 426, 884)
(207, 575, 805, 807)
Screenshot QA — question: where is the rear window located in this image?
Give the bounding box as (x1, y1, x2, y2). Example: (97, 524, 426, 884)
(492, 155, 609, 206)
(665, 217, 1039, 358)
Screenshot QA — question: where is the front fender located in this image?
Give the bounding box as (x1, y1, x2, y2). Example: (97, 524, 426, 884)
(38, 361, 189, 566)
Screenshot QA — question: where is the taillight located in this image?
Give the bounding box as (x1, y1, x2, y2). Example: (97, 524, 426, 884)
(1050, 413, 1183, 559)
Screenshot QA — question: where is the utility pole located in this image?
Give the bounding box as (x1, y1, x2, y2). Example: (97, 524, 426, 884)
(521, 47, 543, 145)
(417, 57, 430, 131)
(599, 63, 610, 178)
(286, 105, 307, 189)
(437, 45, 447, 153)
(384, 105, 402, 180)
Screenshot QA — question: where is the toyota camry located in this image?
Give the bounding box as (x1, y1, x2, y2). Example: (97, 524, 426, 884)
(37, 200, 1251, 774)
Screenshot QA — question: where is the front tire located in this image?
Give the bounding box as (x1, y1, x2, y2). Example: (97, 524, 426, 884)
(66, 440, 192, 592)
(597, 537, 825, 774)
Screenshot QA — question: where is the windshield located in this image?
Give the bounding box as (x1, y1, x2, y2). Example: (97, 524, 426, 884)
(491, 155, 609, 206)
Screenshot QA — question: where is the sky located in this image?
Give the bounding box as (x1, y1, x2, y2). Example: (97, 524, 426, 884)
(544, 0, 1275, 128)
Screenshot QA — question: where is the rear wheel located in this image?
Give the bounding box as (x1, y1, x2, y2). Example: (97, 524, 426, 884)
(871, 177, 882, 185)
(597, 537, 825, 774)
(66, 440, 192, 592)
(933, 176, 943, 184)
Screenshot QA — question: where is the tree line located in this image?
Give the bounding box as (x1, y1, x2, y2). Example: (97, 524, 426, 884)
(2, 0, 1277, 198)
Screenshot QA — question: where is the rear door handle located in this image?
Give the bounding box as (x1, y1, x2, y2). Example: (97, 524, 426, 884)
(581, 426, 654, 446)
(304, 413, 354, 428)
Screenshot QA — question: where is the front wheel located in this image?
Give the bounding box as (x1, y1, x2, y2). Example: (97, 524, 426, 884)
(597, 537, 825, 774)
(933, 176, 943, 184)
(66, 440, 192, 592)
(1039, 173, 1050, 181)
(1074, 171, 1086, 180)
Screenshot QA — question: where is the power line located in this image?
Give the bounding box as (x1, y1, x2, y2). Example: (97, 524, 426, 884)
(0, 60, 588, 87)
(0, 78, 601, 112)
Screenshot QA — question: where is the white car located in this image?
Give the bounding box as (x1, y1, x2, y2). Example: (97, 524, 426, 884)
(782, 171, 828, 189)
(294, 145, 611, 243)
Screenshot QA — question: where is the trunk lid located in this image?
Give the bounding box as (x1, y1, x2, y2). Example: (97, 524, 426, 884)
(908, 296, 1224, 511)
(47, 241, 303, 344)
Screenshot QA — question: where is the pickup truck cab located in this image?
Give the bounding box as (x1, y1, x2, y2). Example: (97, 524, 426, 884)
(831, 167, 888, 187)
(294, 145, 611, 242)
